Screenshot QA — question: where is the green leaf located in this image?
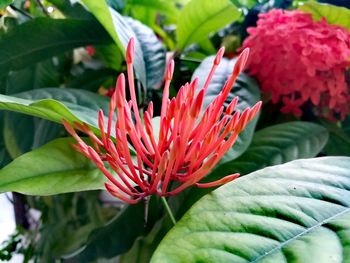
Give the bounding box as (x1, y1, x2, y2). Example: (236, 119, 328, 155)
(0, 0, 13, 9)
(176, 0, 242, 49)
(125, 17, 166, 88)
(213, 121, 329, 176)
(192, 56, 261, 163)
(80, 0, 124, 49)
(3, 112, 62, 158)
(0, 18, 112, 77)
(67, 197, 161, 261)
(322, 118, 350, 156)
(0, 137, 105, 195)
(0, 88, 110, 130)
(299, 1, 350, 30)
(4, 59, 60, 94)
(152, 156, 350, 262)
(125, 0, 178, 19)
(67, 68, 117, 91)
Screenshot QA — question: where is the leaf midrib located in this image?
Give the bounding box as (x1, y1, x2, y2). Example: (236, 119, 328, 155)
(250, 207, 350, 262)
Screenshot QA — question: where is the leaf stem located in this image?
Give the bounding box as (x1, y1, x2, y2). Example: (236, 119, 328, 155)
(161, 197, 176, 225)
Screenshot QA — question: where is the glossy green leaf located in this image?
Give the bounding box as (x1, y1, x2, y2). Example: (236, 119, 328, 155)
(192, 56, 261, 163)
(322, 118, 350, 156)
(176, 0, 241, 49)
(0, 0, 13, 8)
(0, 18, 111, 77)
(125, 17, 166, 88)
(0, 137, 105, 195)
(213, 121, 329, 176)
(299, 1, 350, 30)
(0, 88, 110, 130)
(80, 0, 124, 49)
(126, 0, 178, 17)
(152, 157, 350, 262)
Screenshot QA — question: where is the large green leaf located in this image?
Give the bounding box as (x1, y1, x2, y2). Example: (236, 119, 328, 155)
(152, 157, 350, 262)
(299, 1, 350, 30)
(176, 0, 242, 49)
(192, 56, 261, 164)
(0, 88, 110, 129)
(0, 17, 111, 77)
(80, 0, 124, 49)
(322, 118, 350, 156)
(0, 137, 105, 195)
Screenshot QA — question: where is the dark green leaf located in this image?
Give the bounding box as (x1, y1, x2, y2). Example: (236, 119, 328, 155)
(67, 197, 161, 261)
(192, 56, 261, 163)
(0, 18, 112, 77)
(67, 68, 117, 91)
(213, 121, 329, 176)
(4, 59, 60, 94)
(0, 137, 105, 195)
(152, 157, 350, 262)
(177, 0, 242, 49)
(47, 0, 93, 19)
(322, 118, 350, 156)
(3, 112, 62, 158)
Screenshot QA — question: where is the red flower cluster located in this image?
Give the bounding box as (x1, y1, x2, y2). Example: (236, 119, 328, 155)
(242, 9, 350, 119)
(64, 39, 261, 204)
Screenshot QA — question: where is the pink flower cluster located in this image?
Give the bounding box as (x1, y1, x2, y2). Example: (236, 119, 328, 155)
(242, 9, 350, 119)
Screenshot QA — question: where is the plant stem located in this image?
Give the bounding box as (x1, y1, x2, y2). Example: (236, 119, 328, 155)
(161, 197, 176, 225)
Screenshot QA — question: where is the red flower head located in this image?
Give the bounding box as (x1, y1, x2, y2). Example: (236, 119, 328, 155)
(63, 38, 261, 204)
(242, 9, 350, 120)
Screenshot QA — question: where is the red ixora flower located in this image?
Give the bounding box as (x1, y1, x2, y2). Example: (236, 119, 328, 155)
(242, 9, 350, 120)
(63, 38, 261, 204)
